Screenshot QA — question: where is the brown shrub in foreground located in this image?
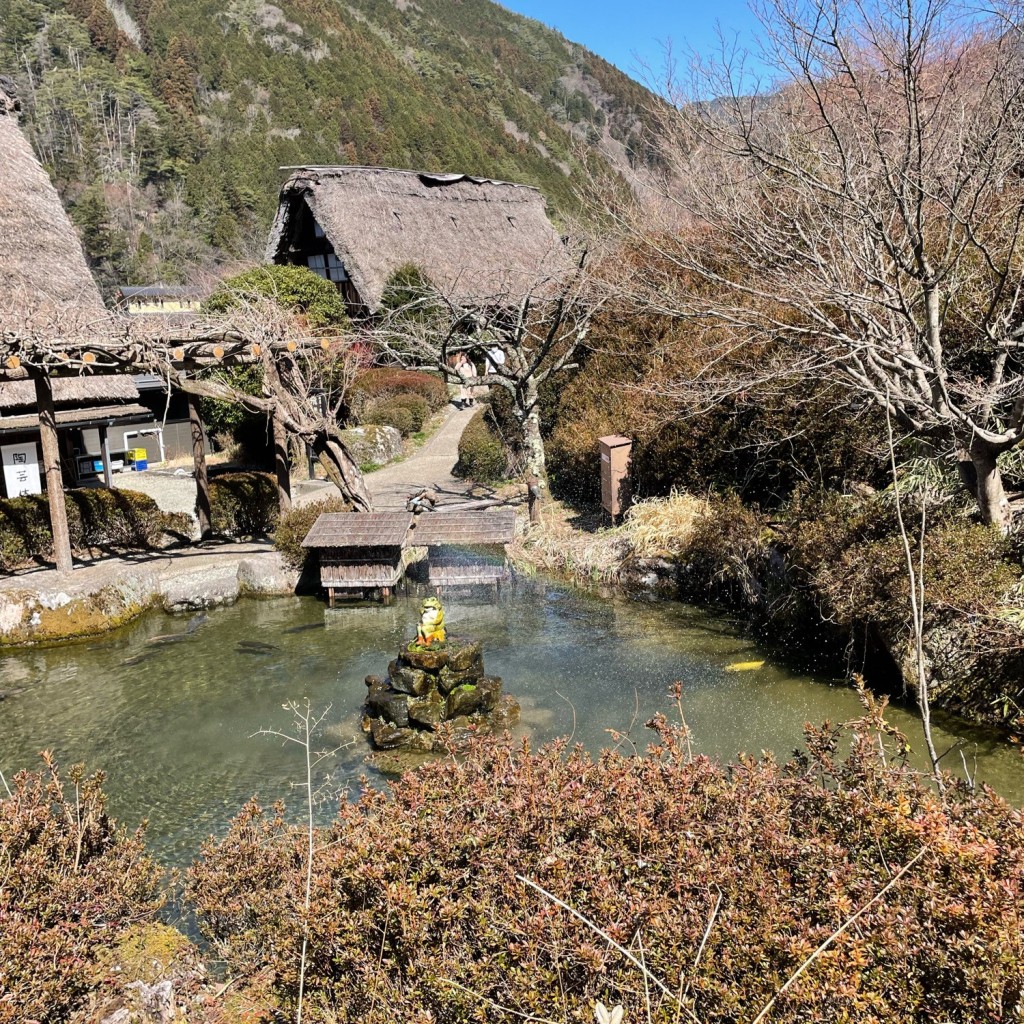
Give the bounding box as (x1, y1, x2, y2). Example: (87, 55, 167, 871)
(0, 756, 164, 1023)
(187, 712, 1024, 1023)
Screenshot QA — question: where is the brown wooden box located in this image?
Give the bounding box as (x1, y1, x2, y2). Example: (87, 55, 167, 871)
(598, 434, 633, 518)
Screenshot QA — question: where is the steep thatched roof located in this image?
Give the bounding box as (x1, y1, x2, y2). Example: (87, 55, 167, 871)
(266, 166, 568, 313)
(0, 77, 138, 408)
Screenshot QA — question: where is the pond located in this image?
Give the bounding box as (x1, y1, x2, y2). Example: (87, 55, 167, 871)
(1, 582, 1022, 867)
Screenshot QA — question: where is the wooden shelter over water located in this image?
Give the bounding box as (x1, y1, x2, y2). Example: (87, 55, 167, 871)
(302, 511, 413, 605)
(412, 509, 516, 589)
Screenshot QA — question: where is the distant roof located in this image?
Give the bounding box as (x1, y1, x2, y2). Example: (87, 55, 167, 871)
(0, 77, 138, 409)
(302, 511, 413, 549)
(411, 509, 516, 546)
(266, 165, 569, 313)
(119, 285, 200, 299)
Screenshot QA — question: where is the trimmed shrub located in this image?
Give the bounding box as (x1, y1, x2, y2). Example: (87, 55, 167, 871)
(352, 368, 448, 412)
(0, 756, 163, 1024)
(387, 392, 430, 431)
(0, 488, 176, 572)
(207, 472, 278, 538)
(362, 400, 415, 437)
(204, 264, 349, 330)
(273, 497, 351, 570)
(187, 717, 1024, 1023)
(455, 407, 507, 482)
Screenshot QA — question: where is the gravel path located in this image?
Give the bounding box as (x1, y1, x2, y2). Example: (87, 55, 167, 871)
(117, 403, 481, 516)
(114, 468, 199, 515)
(363, 404, 479, 509)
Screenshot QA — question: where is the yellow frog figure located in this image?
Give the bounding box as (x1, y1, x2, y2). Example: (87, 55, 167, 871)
(416, 597, 446, 646)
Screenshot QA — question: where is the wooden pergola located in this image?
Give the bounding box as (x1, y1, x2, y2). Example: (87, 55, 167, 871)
(0, 327, 335, 575)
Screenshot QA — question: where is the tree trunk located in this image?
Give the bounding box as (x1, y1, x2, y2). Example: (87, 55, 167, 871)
(188, 392, 212, 539)
(272, 411, 292, 515)
(35, 375, 73, 575)
(518, 379, 547, 488)
(312, 431, 372, 511)
(970, 440, 1010, 531)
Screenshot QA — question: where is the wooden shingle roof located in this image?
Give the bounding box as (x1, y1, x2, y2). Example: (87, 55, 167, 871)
(411, 509, 516, 546)
(302, 512, 412, 549)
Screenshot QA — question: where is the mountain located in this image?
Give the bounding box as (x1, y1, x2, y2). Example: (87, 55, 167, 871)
(0, 0, 663, 295)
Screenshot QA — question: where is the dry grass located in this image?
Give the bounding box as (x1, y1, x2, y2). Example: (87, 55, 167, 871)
(623, 490, 710, 558)
(510, 490, 709, 586)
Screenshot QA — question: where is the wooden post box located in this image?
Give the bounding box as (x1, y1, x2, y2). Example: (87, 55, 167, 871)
(598, 434, 632, 521)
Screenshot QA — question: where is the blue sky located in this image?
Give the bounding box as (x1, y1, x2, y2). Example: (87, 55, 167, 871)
(497, 0, 767, 86)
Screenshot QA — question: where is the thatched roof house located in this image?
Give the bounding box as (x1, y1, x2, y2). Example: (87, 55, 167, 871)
(0, 77, 148, 490)
(265, 166, 567, 314)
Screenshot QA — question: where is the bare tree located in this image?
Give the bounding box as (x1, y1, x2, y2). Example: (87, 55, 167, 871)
(129, 299, 372, 511)
(373, 253, 598, 488)
(619, 0, 1024, 529)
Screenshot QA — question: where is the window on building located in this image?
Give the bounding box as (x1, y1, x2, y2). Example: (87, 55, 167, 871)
(307, 252, 348, 283)
(313, 219, 326, 239)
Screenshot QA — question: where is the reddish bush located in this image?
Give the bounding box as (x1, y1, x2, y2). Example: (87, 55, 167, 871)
(353, 368, 449, 412)
(187, 711, 1024, 1023)
(0, 756, 164, 1023)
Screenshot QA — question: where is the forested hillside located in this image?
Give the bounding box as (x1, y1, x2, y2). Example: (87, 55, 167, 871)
(0, 0, 660, 295)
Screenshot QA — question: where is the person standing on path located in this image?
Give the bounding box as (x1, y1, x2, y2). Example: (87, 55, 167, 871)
(454, 352, 475, 408)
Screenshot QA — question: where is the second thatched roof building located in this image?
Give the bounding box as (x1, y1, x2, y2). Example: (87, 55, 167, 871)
(264, 166, 567, 315)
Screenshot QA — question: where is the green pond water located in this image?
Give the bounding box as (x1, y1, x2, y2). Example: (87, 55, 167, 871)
(1, 582, 1022, 867)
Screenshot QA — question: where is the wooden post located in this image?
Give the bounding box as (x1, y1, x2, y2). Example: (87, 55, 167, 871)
(273, 410, 291, 515)
(188, 392, 212, 539)
(34, 375, 73, 575)
(526, 474, 542, 526)
(100, 429, 114, 489)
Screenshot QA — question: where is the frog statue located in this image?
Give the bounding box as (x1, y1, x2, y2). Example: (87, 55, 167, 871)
(415, 597, 446, 647)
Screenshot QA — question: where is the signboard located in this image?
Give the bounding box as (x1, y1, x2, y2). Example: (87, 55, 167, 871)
(2, 442, 42, 497)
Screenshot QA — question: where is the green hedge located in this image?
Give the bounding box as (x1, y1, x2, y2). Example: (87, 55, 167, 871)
(273, 497, 351, 570)
(455, 408, 507, 482)
(207, 472, 279, 538)
(362, 400, 416, 437)
(0, 488, 176, 572)
(387, 392, 430, 431)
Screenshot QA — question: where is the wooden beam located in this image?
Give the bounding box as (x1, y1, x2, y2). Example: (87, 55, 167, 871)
(34, 376, 73, 576)
(100, 429, 114, 489)
(188, 392, 212, 540)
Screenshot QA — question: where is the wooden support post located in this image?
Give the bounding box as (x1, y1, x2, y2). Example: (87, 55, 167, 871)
(527, 474, 542, 526)
(273, 410, 291, 515)
(188, 392, 212, 540)
(100, 429, 114, 489)
(34, 375, 73, 576)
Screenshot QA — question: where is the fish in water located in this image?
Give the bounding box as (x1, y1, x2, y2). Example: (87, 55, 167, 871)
(237, 640, 278, 652)
(146, 613, 210, 647)
(146, 632, 190, 646)
(283, 622, 325, 634)
(121, 652, 153, 667)
(725, 660, 765, 672)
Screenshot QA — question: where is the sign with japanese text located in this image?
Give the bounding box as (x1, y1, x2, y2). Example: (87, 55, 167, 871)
(2, 442, 42, 497)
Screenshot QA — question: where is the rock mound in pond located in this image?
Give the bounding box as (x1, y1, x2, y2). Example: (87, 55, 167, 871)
(363, 637, 520, 753)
